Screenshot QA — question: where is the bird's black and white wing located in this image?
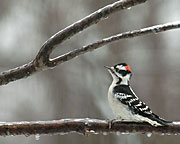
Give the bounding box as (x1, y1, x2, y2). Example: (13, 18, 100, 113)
(114, 92, 151, 115)
(114, 92, 170, 126)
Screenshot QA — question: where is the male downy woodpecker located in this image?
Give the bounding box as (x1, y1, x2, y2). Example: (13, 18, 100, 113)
(105, 63, 171, 126)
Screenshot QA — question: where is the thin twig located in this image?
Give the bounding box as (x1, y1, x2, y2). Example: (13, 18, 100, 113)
(51, 21, 180, 66)
(0, 0, 146, 86)
(0, 119, 179, 136)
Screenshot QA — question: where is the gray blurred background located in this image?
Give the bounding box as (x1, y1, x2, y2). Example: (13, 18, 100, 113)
(0, 0, 180, 143)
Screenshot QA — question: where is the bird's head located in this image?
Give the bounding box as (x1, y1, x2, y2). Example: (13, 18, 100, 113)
(105, 63, 132, 85)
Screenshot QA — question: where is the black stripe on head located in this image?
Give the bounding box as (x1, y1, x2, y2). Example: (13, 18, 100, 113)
(117, 70, 130, 77)
(114, 63, 127, 69)
(116, 63, 127, 66)
(114, 66, 131, 77)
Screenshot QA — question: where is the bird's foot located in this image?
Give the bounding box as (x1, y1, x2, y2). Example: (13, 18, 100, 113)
(106, 117, 124, 129)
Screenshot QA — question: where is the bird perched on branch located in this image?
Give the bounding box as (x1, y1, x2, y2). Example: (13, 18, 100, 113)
(105, 63, 171, 126)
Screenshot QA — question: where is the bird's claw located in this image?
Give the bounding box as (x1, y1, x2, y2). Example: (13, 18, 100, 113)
(106, 118, 121, 129)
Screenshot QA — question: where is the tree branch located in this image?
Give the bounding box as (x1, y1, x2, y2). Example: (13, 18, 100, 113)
(1, 20, 180, 86)
(0, 119, 179, 136)
(51, 21, 180, 65)
(35, 0, 147, 66)
(0, 0, 147, 86)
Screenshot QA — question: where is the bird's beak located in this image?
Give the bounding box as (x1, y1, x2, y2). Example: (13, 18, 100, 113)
(104, 66, 112, 71)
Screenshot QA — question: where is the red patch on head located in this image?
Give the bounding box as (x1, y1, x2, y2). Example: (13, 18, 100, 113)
(125, 65, 131, 72)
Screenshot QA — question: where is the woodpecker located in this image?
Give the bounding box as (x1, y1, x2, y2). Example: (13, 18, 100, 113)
(105, 63, 171, 126)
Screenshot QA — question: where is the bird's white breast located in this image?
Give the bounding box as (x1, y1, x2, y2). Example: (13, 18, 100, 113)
(108, 88, 134, 120)
(108, 84, 134, 120)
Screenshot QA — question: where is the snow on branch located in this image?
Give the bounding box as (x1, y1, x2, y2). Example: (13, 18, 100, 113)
(0, 119, 180, 137)
(0, 0, 147, 86)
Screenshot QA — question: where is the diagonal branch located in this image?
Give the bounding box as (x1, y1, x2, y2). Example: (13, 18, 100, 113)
(50, 21, 180, 66)
(0, 119, 179, 136)
(0, 0, 146, 86)
(1, 21, 180, 86)
(35, 0, 147, 67)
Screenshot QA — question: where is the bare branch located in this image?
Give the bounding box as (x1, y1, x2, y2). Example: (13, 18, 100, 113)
(51, 21, 180, 65)
(1, 21, 180, 86)
(0, 119, 179, 136)
(0, 0, 146, 86)
(0, 61, 36, 85)
(35, 0, 147, 67)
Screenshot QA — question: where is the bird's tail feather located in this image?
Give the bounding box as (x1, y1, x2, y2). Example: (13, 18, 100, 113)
(150, 113, 172, 126)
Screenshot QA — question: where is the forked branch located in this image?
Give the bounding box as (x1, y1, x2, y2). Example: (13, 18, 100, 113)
(1, 0, 180, 86)
(1, 20, 180, 85)
(0, 0, 147, 85)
